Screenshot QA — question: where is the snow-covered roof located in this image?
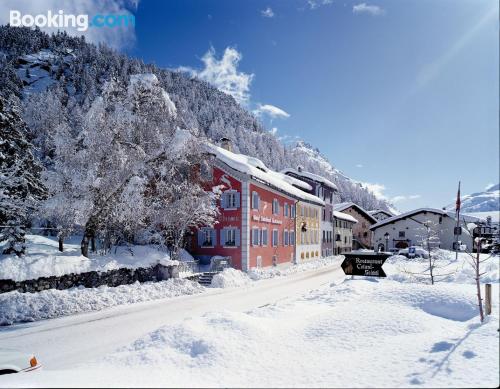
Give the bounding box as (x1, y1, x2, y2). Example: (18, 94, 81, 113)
(281, 168, 338, 191)
(370, 207, 484, 230)
(332, 211, 358, 223)
(368, 209, 393, 217)
(206, 143, 324, 205)
(332, 202, 378, 224)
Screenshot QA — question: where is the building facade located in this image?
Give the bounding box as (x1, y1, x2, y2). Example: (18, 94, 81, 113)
(332, 202, 378, 249)
(332, 211, 357, 254)
(370, 208, 478, 252)
(191, 142, 323, 271)
(295, 200, 322, 262)
(282, 167, 338, 257)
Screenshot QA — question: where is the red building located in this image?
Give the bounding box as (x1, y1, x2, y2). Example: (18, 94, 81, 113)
(191, 141, 323, 271)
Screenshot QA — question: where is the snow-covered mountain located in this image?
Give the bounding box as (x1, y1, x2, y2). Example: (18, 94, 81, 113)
(446, 184, 500, 213)
(0, 26, 390, 212)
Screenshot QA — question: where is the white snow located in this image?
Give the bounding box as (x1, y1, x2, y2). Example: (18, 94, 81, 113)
(0, 278, 204, 326)
(0, 235, 193, 282)
(206, 143, 324, 205)
(0, 255, 498, 387)
(3, 270, 497, 387)
(280, 167, 338, 190)
(210, 268, 252, 288)
(248, 255, 343, 280)
(332, 210, 358, 223)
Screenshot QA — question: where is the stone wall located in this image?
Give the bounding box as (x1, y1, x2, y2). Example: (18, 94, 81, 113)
(0, 263, 179, 294)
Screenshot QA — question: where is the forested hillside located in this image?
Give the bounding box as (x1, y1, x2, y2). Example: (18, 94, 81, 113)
(0, 26, 389, 238)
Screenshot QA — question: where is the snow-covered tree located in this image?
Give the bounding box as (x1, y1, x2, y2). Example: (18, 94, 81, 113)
(145, 130, 221, 260)
(0, 96, 46, 255)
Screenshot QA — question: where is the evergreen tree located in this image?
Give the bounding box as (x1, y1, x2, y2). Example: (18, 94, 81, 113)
(0, 96, 46, 255)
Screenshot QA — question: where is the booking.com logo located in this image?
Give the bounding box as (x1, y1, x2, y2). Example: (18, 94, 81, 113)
(9, 10, 135, 32)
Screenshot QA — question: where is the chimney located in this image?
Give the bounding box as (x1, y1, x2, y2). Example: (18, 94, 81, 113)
(219, 137, 233, 152)
(297, 165, 303, 172)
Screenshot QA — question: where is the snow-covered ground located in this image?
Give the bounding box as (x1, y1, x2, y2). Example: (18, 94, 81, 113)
(0, 252, 498, 387)
(0, 235, 193, 282)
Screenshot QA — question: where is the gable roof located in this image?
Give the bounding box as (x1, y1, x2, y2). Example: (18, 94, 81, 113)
(332, 211, 358, 223)
(281, 168, 338, 191)
(369, 207, 484, 230)
(332, 202, 378, 224)
(206, 143, 324, 206)
(368, 209, 393, 217)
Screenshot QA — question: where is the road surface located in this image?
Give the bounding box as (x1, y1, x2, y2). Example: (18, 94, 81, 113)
(0, 263, 343, 370)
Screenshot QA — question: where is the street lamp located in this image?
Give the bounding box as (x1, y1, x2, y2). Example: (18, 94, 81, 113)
(384, 232, 390, 252)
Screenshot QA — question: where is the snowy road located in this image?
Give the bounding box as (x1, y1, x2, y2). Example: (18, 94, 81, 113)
(0, 263, 344, 369)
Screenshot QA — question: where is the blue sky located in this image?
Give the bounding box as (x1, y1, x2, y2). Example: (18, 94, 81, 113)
(1, 0, 498, 211)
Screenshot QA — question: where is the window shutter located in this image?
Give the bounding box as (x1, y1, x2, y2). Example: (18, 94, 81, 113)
(221, 193, 227, 209)
(256, 193, 260, 209)
(211, 229, 216, 246)
(235, 192, 240, 208)
(235, 229, 241, 247)
(197, 230, 203, 246)
(220, 229, 226, 246)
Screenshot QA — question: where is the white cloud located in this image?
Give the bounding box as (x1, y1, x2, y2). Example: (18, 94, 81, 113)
(307, 0, 333, 10)
(253, 104, 290, 119)
(360, 182, 387, 200)
(359, 181, 421, 204)
(0, 0, 138, 49)
(390, 194, 421, 203)
(352, 3, 385, 16)
(355, 163, 363, 168)
(179, 47, 254, 105)
(261, 7, 274, 18)
(270, 127, 278, 135)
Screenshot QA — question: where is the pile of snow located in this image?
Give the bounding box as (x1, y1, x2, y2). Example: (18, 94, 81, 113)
(52, 279, 496, 388)
(210, 268, 252, 288)
(385, 250, 498, 284)
(0, 278, 204, 325)
(248, 255, 342, 280)
(0, 235, 193, 282)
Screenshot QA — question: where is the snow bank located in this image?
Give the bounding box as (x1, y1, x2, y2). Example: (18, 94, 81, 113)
(0, 278, 204, 325)
(210, 268, 251, 288)
(385, 251, 499, 284)
(89, 280, 498, 388)
(248, 255, 342, 280)
(0, 235, 193, 281)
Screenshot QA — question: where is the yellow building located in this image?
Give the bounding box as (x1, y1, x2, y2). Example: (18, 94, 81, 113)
(295, 200, 322, 262)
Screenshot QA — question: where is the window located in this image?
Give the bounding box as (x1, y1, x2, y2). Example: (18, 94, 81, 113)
(198, 228, 215, 247)
(454, 226, 462, 235)
(323, 208, 326, 221)
(284, 229, 289, 246)
(344, 236, 347, 244)
(323, 231, 326, 242)
(252, 228, 260, 246)
(284, 203, 289, 217)
(398, 231, 405, 238)
(272, 199, 280, 215)
(222, 191, 239, 209)
(336, 234, 341, 242)
(252, 191, 260, 210)
(290, 231, 295, 245)
(291, 204, 296, 218)
(261, 229, 268, 246)
(300, 206, 304, 217)
(221, 228, 239, 247)
(272, 229, 279, 247)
